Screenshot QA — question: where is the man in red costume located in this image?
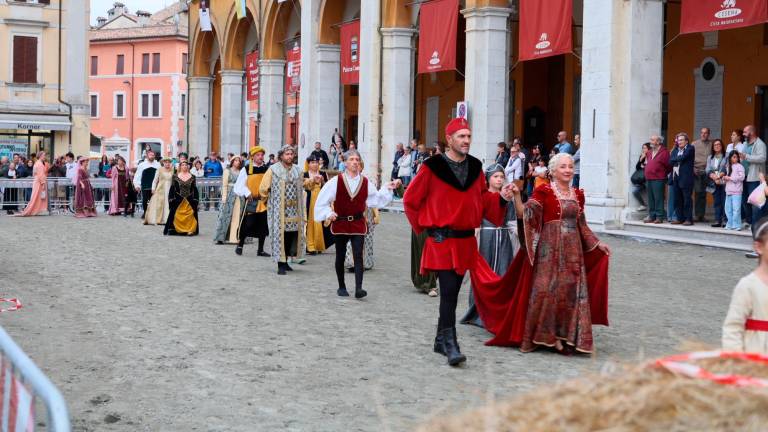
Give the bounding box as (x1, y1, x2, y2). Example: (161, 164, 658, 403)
(404, 118, 514, 366)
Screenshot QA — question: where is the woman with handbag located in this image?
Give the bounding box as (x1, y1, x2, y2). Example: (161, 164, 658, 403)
(631, 143, 651, 212)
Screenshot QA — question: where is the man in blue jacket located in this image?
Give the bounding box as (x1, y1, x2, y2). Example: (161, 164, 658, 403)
(669, 132, 695, 226)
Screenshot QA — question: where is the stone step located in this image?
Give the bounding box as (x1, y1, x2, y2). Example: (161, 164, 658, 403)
(604, 220, 753, 251)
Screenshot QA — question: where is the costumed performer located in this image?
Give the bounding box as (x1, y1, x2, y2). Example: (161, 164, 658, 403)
(411, 229, 438, 297)
(214, 156, 243, 244)
(403, 118, 515, 366)
(163, 160, 199, 236)
(108, 156, 136, 216)
(73, 156, 97, 218)
(143, 157, 173, 225)
(314, 149, 400, 298)
(470, 152, 610, 355)
(132, 150, 160, 218)
(722, 216, 768, 354)
(18, 151, 49, 217)
(259, 145, 306, 275)
(304, 154, 332, 254)
(233, 146, 270, 256)
(460, 163, 523, 327)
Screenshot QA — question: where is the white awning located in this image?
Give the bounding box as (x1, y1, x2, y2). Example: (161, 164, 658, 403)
(0, 113, 71, 131)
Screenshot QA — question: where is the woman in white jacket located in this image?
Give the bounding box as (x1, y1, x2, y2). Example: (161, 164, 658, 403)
(397, 147, 414, 187)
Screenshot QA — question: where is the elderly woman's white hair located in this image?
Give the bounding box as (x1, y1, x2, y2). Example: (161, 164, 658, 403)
(548, 152, 574, 174)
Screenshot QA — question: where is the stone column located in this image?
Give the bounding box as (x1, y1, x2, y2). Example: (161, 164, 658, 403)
(357, 0, 383, 180)
(462, 7, 512, 165)
(219, 70, 245, 157)
(258, 60, 287, 154)
(579, 0, 663, 228)
(381, 28, 416, 181)
(187, 76, 212, 158)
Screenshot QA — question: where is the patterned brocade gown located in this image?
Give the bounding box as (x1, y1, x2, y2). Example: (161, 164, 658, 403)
(520, 186, 600, 353)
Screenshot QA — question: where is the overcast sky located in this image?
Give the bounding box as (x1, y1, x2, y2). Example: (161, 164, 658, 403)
(90, 0, 173, 25)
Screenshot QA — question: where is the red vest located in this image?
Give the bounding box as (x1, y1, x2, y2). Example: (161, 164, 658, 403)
(331, 174, 368, 235)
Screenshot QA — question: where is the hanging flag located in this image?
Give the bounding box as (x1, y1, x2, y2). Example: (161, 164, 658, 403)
(340, 20, 361, 85)
(235, 0, 247, 19)
(285, 41, 301, 94)
(519, 0, 572, 61)
(680, 0, 768, 34)
(245, 51, 260, 101)
(199, 0, 212, 32)
(417, 0, 459, 74)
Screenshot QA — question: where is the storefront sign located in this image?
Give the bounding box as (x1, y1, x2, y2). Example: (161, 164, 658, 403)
(681, 0, 768, 34)
(417, 0, 459, 74)
(0, 137, 28, 158)
(519, 0, 572, 61)
(245, 51, 260, 102)
(340, 20, 361, 85)
(285, 41, 301, 94)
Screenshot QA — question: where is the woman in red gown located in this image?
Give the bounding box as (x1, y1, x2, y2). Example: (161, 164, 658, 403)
(471, 152, 611, 354)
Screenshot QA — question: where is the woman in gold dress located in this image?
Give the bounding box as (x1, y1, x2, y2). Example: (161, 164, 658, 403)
(164, 160, 199, 236)
(144, 158, 173, 225)
(304, 155, 331, 254)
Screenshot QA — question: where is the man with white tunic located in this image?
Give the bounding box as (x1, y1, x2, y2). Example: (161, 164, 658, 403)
(314, 150, 400, 298)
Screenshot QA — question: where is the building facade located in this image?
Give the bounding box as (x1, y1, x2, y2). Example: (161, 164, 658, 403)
(188, 0, 768, 230)
(89, 2, 188, 166)
(0, 0, 90, 159)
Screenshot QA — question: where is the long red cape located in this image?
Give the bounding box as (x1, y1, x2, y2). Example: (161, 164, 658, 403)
(469, 247, 609, 346)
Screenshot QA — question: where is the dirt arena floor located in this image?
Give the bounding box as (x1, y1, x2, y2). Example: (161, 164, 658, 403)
(0, 211, 751, 431)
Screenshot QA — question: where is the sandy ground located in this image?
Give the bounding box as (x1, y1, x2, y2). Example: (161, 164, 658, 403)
(0, 211, 752, 431)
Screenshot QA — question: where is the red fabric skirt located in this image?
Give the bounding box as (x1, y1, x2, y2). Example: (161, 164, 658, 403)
(469, 248, 609, 346)
(420, 236, 479, 276)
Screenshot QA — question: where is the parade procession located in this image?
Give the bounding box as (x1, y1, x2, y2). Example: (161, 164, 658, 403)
(3, 0, 768, 430)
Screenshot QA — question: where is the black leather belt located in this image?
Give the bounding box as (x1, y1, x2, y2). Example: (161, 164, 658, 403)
(337, 212, 364, 222)
(427, 228, 474, 243)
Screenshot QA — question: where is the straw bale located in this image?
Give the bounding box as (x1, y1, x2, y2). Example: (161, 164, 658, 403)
(418, 355, 768, 432)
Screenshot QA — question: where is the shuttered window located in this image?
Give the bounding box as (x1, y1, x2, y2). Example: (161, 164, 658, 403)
(90, 56, 98, 76)
(141, 53, 150, 74)
(12, 36, 37, 84)
(116, 54, 125, 75)
(139, 92, 161, 118)
(151, 53, 160, 74)
(90, 94, 99, 118)
(181, 53, 188, 74)
(114, 93, 125, 118)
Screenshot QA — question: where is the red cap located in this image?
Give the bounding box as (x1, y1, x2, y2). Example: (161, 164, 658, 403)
(445, 117, 470, 137)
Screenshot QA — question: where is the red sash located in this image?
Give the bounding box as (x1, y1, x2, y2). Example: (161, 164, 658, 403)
(745, 319, 768, 332)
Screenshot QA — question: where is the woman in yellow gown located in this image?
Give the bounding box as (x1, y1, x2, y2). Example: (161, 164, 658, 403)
(304, 155, 331, 254)
(163, 160, 199, 236)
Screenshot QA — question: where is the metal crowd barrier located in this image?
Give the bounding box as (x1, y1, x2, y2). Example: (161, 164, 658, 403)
(0, 325, 70, 431)
(0, 177, 224, 215)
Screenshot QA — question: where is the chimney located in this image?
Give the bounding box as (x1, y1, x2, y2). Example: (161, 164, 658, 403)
(96, 16, 107, 27)
(108, 2, 127, 18)
(136, 10, 152, 25)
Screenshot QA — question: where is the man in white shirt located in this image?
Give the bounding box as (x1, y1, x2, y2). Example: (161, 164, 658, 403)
(132, 150, 161, 217)
(314, 150, 400, 298)
(504, 143, 525, 186)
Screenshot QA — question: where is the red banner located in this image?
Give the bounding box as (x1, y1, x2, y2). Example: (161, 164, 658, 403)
(340, 20, 360, 85)
(417, 0, 459, 74)
(519, 0, 572, 61)
(681, 0, 768, 34)
(285, 41, 301, 93)
(245, 51, 259, 102)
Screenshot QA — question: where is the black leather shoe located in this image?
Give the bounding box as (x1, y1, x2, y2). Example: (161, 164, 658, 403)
(355, 287, 367, 299)
(285, 264, 294, 272)
(235, 246, 243, 256)
(277, 264, 287, 275)
(337, 287, 350, 297)
(257, 251, 270, 257)
(439, 327, 466, 366)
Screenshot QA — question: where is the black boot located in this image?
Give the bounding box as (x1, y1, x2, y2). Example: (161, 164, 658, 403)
(439, 327, 466, 366)
(337, 286, 350, 297)
(434, 326, 445, 356)
(277, 263, 287, 275)
(354, 286, 367, 299)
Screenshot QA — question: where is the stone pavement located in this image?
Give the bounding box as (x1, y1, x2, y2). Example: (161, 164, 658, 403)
(0, 211, 753, 431)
